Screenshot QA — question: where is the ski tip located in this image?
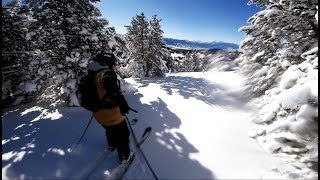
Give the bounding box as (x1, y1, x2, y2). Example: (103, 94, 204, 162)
(130, 118, 138, 125)
(142, 127, 152, 137)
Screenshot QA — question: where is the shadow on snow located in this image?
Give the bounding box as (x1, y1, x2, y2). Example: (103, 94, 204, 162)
(135, 74, 252, 111)
(2, 74, 248, 179)
(124, 89, 216, 179)
(2, 104, 106, 179)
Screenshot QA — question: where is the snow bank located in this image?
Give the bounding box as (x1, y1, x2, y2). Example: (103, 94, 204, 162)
(249, 47, 318, 179)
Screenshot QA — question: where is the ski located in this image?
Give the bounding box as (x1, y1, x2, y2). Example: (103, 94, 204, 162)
(130, 118, 138, 125)
(73, 118, 140, 179)
(105, 126, 152, 180)
(73, 148, 115, 179)
(84, 120, 140, 179)
(126, 116, 158, 180)
(105, 152, 135, 180)
(136, 126, 151, 147)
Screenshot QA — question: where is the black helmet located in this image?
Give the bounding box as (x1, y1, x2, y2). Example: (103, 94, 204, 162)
(94, 51, 116, 68)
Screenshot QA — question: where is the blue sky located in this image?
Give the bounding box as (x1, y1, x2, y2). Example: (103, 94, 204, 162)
(97, 0, 263, 44)
(2, 0, 263, 44)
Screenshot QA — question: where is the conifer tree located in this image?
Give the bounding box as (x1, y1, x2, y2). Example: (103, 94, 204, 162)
(238, 0, 318, 96)
(147, 15, 166, 76)
(2, 0, 32, 105)
(239, 0, 318, 177)
(23, 0, 112, 105)
(126, 12, 150, 77)
(126, 13, 169, 77)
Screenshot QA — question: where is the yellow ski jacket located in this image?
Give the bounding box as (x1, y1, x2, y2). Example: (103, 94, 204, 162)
(92, 71, 124, 126)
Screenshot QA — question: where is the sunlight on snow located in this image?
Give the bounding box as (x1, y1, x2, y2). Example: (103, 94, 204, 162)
(13, 151, 27, 163)
(3, 151, 27, 163)
(2, 139, 10, 145)
(11, 136, 20, 141)
(21, 106, 63, 122)
(30, 109, 63, 122)
(157, 138, 173, 150)
(138, 83, 166, 104)
(20, 143, 36, 150)
(21, 106, 43, 116)
(14, 124, 26, 130)
(155, 130, 185, 154)
(47, 148, 66, 156)
(2, 163, 12, 180)
(2, 108, 19, 117)
(40, 109, 63, 120)
(104, 170, 111, 176)
(170, 139, 184, 153)
(2, 151, 17, 161)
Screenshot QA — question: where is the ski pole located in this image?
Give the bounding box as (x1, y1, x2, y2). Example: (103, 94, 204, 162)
(129, 107, 138, 113)
(125, 116, 158, 180)
(76, 114, 94, 147)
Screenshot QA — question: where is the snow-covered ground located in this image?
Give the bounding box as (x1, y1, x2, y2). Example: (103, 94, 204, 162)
(2, 70, 290, 179)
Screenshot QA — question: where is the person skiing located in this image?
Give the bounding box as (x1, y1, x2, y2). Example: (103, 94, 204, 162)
(87, 51, 133, 164)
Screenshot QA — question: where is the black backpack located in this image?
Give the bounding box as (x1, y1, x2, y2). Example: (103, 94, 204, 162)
(77, 68, 120, 112)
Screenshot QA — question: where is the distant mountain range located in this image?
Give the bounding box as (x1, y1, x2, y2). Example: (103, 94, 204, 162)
(164, 38, 239, 50)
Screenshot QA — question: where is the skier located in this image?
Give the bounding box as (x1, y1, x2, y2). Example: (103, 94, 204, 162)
(88, 51, 133, 164)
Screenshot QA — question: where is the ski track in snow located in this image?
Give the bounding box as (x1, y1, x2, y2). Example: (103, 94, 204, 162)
(2, 71, 287, 179)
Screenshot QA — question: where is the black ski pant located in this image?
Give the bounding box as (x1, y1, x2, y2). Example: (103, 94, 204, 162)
(102, 119, 130, 161)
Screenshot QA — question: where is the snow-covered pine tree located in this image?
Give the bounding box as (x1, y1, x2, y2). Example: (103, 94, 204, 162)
(105, 27, 132, 78)
(162, 48, 175, 73)
(239, 0, 318, 178)
(206, 50, 240, 71)
(191, 51, 202, 72)
(199, 54, 212, 72)
(23, 0, 112, 106)
(147, 15, 167, 77)
(125, 13, 150, 77)
(181, 51, 196, 72)
(238, 0, 318, 97)
(2, 0, 32, 106)
(108, 27, 130, 59)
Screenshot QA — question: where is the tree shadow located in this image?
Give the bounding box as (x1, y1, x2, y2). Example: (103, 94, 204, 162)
(2, 98, 216, 179)
(122, 87, 216, 179)
(2, 104, 107, 179)
(3, 73, 247, 179)
(134, 74, 253, 112)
